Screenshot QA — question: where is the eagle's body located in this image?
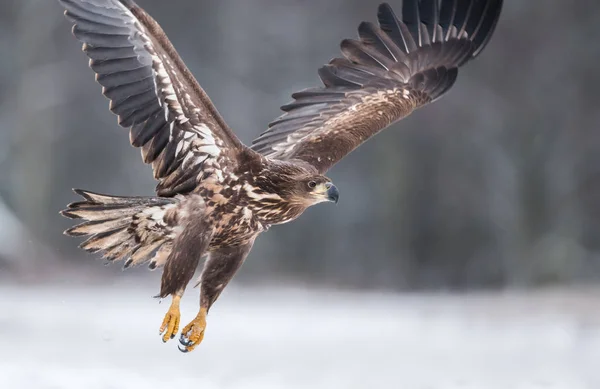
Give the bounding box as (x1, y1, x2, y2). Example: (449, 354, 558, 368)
(58, 0, 503, 352)
(198, 156, 320, 231)
(185, 155, 322, 248)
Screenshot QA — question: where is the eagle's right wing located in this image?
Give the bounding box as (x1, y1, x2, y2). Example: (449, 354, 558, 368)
(252, 0, 503, 174)
(60, 0, 245, 196)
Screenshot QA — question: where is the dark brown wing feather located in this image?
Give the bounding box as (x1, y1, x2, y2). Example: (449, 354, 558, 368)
(251, 0, 503, 173)
(59, 0, 246, 196)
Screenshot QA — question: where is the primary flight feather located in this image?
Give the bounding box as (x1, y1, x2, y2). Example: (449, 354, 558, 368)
(58, 0, 503, 352)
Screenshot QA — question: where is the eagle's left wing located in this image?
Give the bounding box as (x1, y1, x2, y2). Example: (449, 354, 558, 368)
(252, 0, 502, 174)
(60, 0, 245, 197)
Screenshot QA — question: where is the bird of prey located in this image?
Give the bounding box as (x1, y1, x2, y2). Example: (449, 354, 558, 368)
(59, 0, 503, 352)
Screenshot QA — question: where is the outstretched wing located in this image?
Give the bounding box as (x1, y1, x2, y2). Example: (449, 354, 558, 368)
(60, 0, 244, 196)
(252, 0, 502, 173)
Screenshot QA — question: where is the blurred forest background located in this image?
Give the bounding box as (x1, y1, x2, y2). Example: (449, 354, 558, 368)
(1, 0, 600, 290)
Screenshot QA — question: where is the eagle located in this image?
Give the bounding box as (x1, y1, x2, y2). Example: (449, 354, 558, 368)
(58, 0, 503, 352)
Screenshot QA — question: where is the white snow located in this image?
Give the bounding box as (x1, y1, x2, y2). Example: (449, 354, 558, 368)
(1, 282, 600, 389)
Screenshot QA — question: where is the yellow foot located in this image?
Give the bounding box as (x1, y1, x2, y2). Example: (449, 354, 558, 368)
(159, 296, 181, 343)
(178, 307, 207, 353)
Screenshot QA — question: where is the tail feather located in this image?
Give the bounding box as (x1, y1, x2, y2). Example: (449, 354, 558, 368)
(61, 189, 178, 269)
(65, 218, 130, 237)
(148, 243, 172, 270)
(79, 226, 130, 253)
(103, 239, 139, 263)
(72, 188, 149, 205)
(126, 239, 165, 267)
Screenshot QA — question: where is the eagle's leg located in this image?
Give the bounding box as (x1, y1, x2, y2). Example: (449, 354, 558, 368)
(159, 290, 182, 342)
(157, 207, 213, 345)
(179, 240, 256, 353)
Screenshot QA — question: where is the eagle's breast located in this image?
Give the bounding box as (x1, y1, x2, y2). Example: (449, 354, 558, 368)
(198, 167, 304, 248)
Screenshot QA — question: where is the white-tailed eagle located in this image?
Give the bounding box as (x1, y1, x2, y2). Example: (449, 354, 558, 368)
(58, 0, 503, 352)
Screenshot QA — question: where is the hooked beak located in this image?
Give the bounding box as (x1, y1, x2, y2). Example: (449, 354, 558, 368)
(325, 182, 339, 204)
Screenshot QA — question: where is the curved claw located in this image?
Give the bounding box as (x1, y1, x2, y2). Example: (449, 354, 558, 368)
(177, 308, 207, 353)
(178, 344, 190, 353)
(179, 334, 193, 347)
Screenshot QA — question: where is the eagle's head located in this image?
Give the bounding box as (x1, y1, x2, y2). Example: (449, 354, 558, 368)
(255, 161, 339, 207)
(286, 174, 339, 206)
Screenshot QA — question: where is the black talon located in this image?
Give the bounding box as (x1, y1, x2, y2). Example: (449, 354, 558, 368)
(179, 335, 193, 347)
(170, 333, 176, 339)
(178, 344, 189, 353)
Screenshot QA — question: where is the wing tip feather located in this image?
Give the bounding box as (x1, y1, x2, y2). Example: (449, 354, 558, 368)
(250, 0, 502, 170)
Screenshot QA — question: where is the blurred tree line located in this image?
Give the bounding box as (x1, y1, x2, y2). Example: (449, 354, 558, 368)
(1, 0, 599, 290)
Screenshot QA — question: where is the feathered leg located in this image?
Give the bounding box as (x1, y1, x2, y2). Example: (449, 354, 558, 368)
(158, 204, 213, 343)
(178, 239, 255, 353)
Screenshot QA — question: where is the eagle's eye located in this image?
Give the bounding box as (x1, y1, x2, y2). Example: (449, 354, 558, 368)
(308, 181, 317, 189)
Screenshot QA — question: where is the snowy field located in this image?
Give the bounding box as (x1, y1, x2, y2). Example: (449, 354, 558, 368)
(1, 280, 600, 389)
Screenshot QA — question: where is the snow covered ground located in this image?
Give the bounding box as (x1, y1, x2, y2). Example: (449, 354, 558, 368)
(1, 281, 600, 389)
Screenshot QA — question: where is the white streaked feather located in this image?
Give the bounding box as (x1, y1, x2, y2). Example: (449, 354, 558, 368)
(182, 152, 198, 168)
(194, 123, 212, 137)
(197, 144, 220, 156)
(110, 2, 230, 194)
(243, 183, 282, 200)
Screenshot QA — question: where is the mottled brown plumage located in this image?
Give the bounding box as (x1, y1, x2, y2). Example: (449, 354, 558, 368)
(58, 0, 502, 352)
